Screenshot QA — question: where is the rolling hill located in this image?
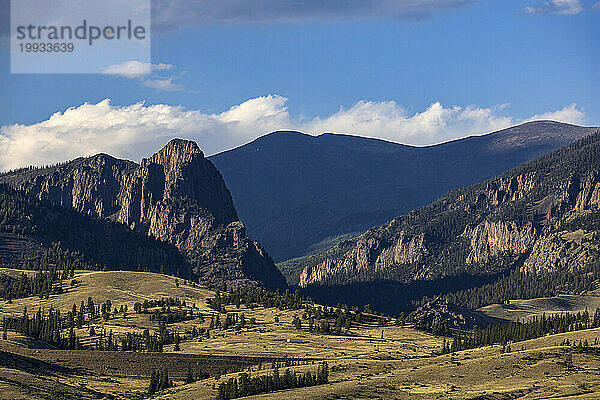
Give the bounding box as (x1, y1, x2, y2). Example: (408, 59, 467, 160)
(2, 269, 600, 399)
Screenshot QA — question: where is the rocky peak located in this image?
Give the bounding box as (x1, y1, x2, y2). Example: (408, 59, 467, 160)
(130, 138, 238, 227)
(147, 139, 204, 169)
(0, 140, 285, 289)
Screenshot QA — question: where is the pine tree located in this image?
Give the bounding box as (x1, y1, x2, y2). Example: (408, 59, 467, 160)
(148, 368, 159, 394)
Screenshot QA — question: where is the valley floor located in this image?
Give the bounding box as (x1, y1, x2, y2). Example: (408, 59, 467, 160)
(1, 270, 600, 399)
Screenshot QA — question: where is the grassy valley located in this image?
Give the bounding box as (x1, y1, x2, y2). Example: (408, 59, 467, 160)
(1, 270, 600, 399)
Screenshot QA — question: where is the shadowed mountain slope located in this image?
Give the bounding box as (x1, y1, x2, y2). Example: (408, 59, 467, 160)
(298, 130, 600, 313)
(211, 121, 595, 262)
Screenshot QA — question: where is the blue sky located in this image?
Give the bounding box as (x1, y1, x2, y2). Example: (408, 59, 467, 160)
(0, 0, 598, 169)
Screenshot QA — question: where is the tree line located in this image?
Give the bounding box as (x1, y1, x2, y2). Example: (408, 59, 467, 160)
(216, 361, 329, 400)
(439, 309, 600, 354)
(2, 302, 185, 352)
(208, 287, 392, 336)
(419, 262, 600, 311)
(2, 307, 81, 349)
(207, 288, 305, 313)
(0, 267, 72, 301)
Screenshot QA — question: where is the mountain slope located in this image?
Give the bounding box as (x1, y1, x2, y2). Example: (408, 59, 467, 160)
(0, 183, 187, 274)
(299, 130, 600, 311)
(211, 121, 595, 261)
(0, 140, 286, 289)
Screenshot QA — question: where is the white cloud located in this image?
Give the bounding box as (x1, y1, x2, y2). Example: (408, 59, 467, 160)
(152, 0, 477, 32)
(0, 96, 587, 171)
(102, 61, 184, 91)
(524, 103, 585, 124)
(102, 61, 174, 78)
(0, 96, 291, 170)
(523, 0, 583, 15)
(305, 101, 514, 146)
(142, 78, 185, 91)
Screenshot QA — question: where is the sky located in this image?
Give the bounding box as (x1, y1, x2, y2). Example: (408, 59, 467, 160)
(0, 0, 599, 170)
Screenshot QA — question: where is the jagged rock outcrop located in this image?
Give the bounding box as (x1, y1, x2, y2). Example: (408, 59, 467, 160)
(299, 229, 429, 286)
(0, 139, 286, 289)
(573, 172, 600, 211)
(300, 131, 600, 290)
(118, 139, 238, 230)
(522, 229, 599, 274)
(463, 221, 536, 264)
(1, 154, 136, 218)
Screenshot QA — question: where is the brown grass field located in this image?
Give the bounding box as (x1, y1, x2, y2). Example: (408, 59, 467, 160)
(1, 270, 600, 399)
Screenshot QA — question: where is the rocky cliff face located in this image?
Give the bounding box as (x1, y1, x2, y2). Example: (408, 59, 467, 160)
(521, 230, 599, 274)
(117, 139, 238, 230)
(1, 154, 136, 218)
(0, 139, 286, 289)
(300, 132, 600, 289)
(462, 220, 536, 265)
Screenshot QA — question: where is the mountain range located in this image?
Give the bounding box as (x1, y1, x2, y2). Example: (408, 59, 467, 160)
(300, 129, 600, 313)
(211, 121, 595, 262)
(0, 139, 286, 290)
(0, 120, 597, 305)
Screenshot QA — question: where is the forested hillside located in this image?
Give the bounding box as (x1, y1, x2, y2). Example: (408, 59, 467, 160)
(300, 131, 600, 312)
(0, 183, 186, 275)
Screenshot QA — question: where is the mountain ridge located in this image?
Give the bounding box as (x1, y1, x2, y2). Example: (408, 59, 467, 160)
(0, 139, 286, 289)
(297, 130, 600, 312)
(210, 121, 596, 262)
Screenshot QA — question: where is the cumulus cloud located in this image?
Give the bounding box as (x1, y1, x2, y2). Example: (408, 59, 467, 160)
(152, 0, 476, 32)
(524, 103, 585, 124)
(522, 0, 583, 15)
(0, 96, 587, 170)
(0, 96, 291, 170)
(305, 101, 514, 146)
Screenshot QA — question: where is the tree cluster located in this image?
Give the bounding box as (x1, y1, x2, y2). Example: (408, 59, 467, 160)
(216, 362, 329, 400)
(2, 307, 80, 349)
(148, 368, 173, 394)
(2, 301, 184, 352)
(133, 297, 196, 325)
(439, 309, 600, 354)
(0, 268, 69, 301)
(421, 264, 600, 311)
(207, 288, 305, 313)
